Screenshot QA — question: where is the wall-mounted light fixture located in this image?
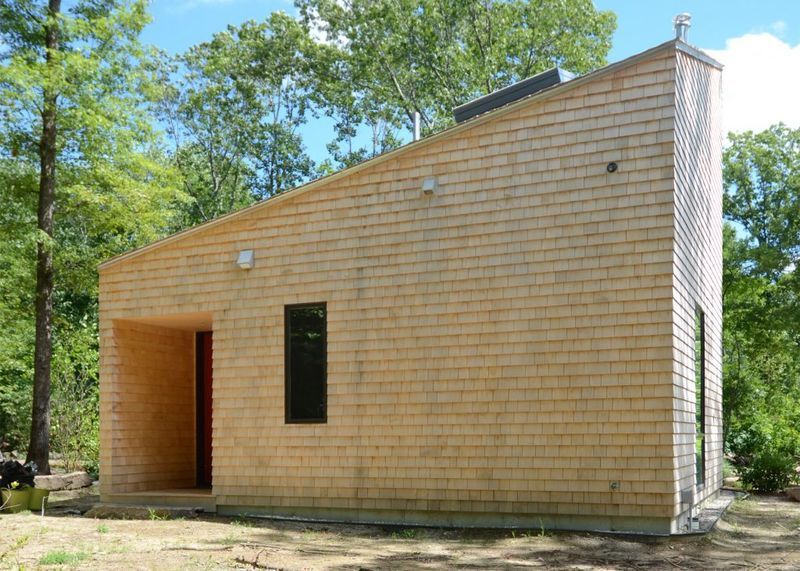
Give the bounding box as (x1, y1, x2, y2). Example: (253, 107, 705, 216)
(236, 249, 254, 270)
(421, 176, 438, 195)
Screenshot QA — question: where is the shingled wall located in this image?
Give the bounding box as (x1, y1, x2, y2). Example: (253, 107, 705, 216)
(671, 49, 724, 524)
(99, 41, 722, 533)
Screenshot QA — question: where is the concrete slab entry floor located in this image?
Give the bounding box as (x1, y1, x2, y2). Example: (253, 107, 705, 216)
(104, 488, 216, 512)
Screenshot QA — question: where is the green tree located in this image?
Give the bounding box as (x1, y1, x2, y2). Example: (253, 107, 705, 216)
(724, 125, 800, 278)
(0, 162, 36, 450)
(160, 12, 316, 225)
(722, 125, 800, 490)
(298, 0, 616, 165)
(0, 0, 184, 471)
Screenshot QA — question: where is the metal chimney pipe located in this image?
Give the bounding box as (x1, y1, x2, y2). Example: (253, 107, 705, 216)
(673, 13, 691, 42)
(413, 111, 421, 141)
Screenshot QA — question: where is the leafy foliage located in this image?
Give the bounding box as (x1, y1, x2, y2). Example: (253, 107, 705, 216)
(298, 0, 616, 166)
(731, 411, 800, 492)
(0, 162, 36, 449)
(723, 124, 800, 491)
(50, 322, 100, 475)
(725, 126, 800, 278)
(158, 12, 316, 225)
(0, 0, 185, 467)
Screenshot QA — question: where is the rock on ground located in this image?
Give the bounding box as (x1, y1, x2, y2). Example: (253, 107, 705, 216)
(35, 471, 93, 491)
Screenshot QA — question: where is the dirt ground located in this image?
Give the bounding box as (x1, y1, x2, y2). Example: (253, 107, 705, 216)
(1, 491, 800, 570)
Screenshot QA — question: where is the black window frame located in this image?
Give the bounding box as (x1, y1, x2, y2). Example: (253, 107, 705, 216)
(284, 302, 327, 424)
(694, 306, 706, 488)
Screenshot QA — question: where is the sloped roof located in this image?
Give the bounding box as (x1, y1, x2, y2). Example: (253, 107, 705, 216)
(99, 39, 721, 271)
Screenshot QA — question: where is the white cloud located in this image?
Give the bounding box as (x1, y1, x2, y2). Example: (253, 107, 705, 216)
(705, 31, 800, 135)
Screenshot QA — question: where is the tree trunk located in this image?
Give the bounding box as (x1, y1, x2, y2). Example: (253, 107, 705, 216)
(27, 0, 61, 475)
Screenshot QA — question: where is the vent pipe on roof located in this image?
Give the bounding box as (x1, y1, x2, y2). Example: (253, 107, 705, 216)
(412, 111, 421, 141)
(673, 13, 691, 42)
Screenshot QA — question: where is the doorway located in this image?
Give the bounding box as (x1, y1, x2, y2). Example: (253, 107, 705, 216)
(196, 331, 213, 488)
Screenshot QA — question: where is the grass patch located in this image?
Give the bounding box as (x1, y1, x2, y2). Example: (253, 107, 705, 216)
(230, 518, 254, 528)
(391, 528, 421, 540)
(39, 550, 89, 566)
(147, 508, 169, 521)
(97, 524, 109, 534)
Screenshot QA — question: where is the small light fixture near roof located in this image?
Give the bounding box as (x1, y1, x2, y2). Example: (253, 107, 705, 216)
(421, 176, 438, 196)
(236, 249, 254, 270)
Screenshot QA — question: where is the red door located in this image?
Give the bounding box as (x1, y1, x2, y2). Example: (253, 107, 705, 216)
(197, 332, 213, 487)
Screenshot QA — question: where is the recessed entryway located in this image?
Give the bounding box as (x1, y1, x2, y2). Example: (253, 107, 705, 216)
(104, 312, 214, 503)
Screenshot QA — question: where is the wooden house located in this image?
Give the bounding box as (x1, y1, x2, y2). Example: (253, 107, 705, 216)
(98, 38, 723, 534)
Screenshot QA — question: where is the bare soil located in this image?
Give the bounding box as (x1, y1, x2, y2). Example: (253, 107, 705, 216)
(1, 491, 799, 570)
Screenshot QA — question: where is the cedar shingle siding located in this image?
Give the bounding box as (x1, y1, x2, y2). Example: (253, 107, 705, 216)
(672, 50, 724, 507)
(99, 40, 722, 534)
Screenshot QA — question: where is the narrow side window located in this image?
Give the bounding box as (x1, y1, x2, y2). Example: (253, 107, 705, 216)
(695, 308, 706, 487)
(285, 303, 327, 423)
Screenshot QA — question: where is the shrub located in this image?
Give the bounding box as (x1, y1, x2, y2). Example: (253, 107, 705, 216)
(738, 449, 798, 492)
(0, 381, 31, 452)
(50, 325, 100, 475)
(729, 410, 800, 492)
(0, 334, 34, 453)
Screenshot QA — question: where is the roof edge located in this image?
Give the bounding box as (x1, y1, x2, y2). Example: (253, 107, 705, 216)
(99, 38, 681, 272)
(675, 41, 724, 70)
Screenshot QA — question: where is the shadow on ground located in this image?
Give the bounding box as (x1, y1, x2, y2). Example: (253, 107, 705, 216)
(2, 490, 799, 570)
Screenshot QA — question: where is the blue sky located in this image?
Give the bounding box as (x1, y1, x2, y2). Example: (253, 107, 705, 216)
(142, 0, 800, 159)
(144, 0, 800, 59)
(597, 0, 799, 59)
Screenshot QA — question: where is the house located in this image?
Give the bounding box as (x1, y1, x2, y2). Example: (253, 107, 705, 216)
(98, 36, 722, 534)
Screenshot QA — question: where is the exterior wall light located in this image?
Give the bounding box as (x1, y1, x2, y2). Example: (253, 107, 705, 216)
(236, 249, 254, 270)
(421, 176, 438, 195)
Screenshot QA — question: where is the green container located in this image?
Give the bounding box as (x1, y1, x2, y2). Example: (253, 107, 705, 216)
(1, 487, 32, 513)
(28, 488, 50, 511)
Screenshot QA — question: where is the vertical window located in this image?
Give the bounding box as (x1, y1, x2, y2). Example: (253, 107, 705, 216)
(285, 303, 327, 423)
(695, 308, 706, 487)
